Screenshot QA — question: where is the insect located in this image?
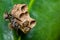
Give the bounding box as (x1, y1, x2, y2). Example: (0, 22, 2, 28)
(4, 4, 36, 34)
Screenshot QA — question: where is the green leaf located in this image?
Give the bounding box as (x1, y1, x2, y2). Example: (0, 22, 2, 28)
(0, 0, 60, 40)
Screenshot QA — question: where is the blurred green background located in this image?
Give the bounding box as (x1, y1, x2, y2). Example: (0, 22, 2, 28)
(0, 0, 60, 40)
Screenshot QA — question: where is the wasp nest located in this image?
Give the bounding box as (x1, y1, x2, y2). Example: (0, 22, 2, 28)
(4, 4, 36, 34)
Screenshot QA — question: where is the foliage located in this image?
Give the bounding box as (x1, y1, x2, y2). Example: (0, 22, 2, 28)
(0, 0, 60, 40)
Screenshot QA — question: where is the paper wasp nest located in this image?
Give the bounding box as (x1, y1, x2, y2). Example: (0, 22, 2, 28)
(4, 4, 36, 34)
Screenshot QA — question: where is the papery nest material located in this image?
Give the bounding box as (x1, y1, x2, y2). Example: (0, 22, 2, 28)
(4, 4, 36, 34)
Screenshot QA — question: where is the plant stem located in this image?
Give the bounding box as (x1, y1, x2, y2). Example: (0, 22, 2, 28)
(28, 0, 35, 11)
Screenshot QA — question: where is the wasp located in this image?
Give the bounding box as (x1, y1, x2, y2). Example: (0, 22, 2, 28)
(4, 4, 36, 34)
